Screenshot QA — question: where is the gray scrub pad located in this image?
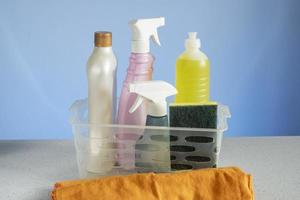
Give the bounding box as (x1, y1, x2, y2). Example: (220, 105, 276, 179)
(169, 103, 218, 129)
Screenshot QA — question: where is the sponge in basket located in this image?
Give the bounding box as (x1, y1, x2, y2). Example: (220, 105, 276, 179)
(169, 102, 218, 128)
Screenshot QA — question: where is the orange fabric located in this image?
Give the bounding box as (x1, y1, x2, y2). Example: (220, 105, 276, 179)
(52, 167, 254, 200)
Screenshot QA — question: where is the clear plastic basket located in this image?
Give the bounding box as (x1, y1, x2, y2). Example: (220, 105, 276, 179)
(70, 99, 231, 178)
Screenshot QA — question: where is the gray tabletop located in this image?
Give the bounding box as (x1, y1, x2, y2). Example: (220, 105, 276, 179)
(1, 137, 299, 200)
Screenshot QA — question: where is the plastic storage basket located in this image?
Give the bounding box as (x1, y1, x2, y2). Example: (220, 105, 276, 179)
(70, 99, 230, 178)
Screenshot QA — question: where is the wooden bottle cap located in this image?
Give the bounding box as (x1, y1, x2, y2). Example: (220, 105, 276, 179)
(94, 31, 112, 47)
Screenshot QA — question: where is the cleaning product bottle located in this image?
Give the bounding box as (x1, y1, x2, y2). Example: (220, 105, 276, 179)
(175, 32, 210, 104)
(86, 31, 117, 173)
(116, 17, 165, 168)
(129, 80, 177, 172)
(117, 17, 165, 127)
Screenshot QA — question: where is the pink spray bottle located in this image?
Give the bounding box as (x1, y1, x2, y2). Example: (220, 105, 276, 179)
(116, 17, 165, 169)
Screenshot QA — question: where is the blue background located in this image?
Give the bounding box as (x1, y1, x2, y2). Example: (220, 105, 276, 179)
(0, 0, 299, 139)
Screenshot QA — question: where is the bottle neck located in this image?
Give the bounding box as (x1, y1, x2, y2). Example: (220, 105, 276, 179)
(131, 40, 149, 53)
(148, 101, 167, 117)
(128, 53, 154, 66)
(93, 46, 113, 54)
(185, 47, 200, 52)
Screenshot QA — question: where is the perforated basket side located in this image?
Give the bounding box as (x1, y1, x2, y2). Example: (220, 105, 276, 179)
(170, 129, 222, 170)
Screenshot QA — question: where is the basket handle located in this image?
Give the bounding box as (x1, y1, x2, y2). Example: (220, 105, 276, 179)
(69, 99, 88, 124)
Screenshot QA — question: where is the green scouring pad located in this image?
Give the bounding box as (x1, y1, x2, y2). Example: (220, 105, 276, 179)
(169, 103, 218, 129)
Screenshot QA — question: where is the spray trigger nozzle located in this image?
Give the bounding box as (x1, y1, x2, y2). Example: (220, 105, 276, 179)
(128, 81, 177, 117)
(129, 17, 165, 53)
(151, 30, 161, 46)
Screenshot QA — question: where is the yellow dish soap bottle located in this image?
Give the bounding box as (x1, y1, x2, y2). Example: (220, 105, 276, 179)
(175, 32, 210, 104)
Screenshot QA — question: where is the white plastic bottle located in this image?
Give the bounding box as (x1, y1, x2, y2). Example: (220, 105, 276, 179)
(86, 31, 117, 174)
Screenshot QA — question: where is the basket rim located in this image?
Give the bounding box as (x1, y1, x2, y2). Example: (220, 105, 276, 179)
(70, 122, 228, 132)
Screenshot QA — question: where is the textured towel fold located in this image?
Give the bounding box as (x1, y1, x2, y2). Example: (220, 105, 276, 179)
(52, 167, 254, 200)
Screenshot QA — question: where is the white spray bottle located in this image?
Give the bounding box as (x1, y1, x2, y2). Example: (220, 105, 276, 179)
(129, 80, 177, 172)
(129, 80, 177, 125)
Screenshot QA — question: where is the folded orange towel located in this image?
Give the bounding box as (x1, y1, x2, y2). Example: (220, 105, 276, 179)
(52, 167, 254, 200)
